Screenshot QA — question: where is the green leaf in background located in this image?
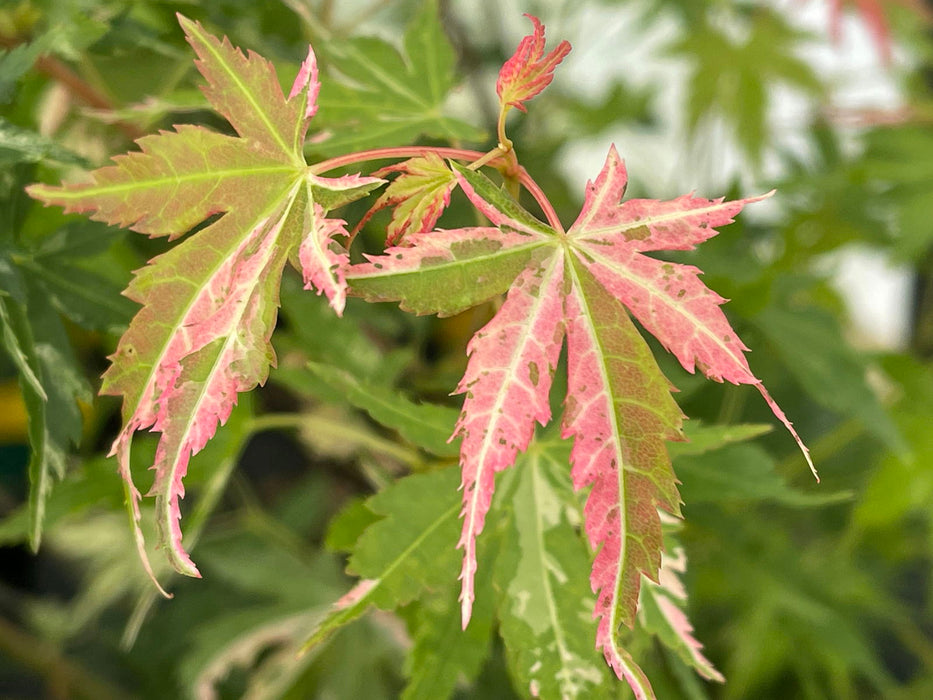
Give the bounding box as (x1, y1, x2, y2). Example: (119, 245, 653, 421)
(402, 566, 494, 700)
(494, 443, 614, 699)
(0, 118, 91, 167)
(638, 523, 724, 685)
(669, 8, 822, 166)
(855, 354, 933, 529)
(675, 442, 847, 506)
(859, 124, 933, 260)
(324, 495, 380, 553)
(11, 222, 135, 334)
(0, 163, 134, 549)
(312, 0, 484, 155)
(0, 28, 51, 103)
(755, 304, 903, 451)
(307, 361, 460, 458)
(276, 273, 411, 384)
(0, 295, 45, 399)
(0, 246, 26, 301)
(668, 421, 773, 458)
(304, 466, 462, 649)
(0, 281, 90, 550)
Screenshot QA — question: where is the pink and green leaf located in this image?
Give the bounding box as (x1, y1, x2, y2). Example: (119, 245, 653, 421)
(26, 127, 295, 238)
(346, 228, 548, 316)
(496, 14, 572, 113)
(27, 15, 380, 585)
(178, 14, 307, 160)
(569, 146, 814, 478)
(299, 201, 351, 315)
(453, 255, 565, 626)
(562, 262, 683, 696)
(639, 538, 725, 684)
(367, 153, 458, 245)
(451, 162, 557, 235)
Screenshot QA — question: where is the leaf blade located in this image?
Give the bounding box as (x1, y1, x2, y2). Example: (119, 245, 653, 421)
(454, 254, 565, 625)
(562, 260, 682, 698)
(177, 14, 305, 161)
(347, 227, 548, 317)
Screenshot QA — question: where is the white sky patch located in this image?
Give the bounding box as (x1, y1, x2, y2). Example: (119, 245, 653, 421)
(829, 245, 914, 349)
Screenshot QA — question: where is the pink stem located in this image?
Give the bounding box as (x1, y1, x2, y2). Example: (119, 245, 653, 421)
(310, 146, 564, 231)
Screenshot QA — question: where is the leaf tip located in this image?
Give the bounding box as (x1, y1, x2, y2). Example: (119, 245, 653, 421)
(756, 383, 818, 482)
(289, 45, 320, 120)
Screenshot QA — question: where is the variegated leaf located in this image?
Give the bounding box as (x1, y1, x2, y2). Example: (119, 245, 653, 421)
(349, 146, 808, 698)
(27, 16, 382, 586)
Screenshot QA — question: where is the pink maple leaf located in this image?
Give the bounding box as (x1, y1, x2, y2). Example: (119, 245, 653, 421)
(352, 153, 459, 246)
(348, 145, 812, 698)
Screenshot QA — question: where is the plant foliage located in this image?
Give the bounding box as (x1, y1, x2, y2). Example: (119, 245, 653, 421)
(2, 1, 931, 698)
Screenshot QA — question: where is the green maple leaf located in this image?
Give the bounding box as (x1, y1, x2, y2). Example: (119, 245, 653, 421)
(27, 15, 383, 589)
(311, 0, 484, 155)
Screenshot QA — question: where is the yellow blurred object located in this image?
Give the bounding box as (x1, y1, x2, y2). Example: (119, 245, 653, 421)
(0, 380, 29, 443)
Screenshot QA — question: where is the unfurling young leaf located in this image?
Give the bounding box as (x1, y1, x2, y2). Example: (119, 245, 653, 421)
(355, 153, 458, 245)
(27, 15, 382, 587)
(348, 146, 812, 698)
(496, 14, 572, 114)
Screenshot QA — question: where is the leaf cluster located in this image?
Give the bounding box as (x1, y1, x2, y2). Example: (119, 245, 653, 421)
(1, 1, 933, 699)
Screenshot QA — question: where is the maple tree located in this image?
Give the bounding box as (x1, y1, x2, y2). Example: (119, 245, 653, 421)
(9, 1, 932, 698)
(22, 12, 819, 698)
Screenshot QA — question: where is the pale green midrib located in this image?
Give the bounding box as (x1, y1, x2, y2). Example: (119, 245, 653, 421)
(345, 240, 549, 282)
(529, 455, 577, 695)
(155, 184, 302, 566)
(33, 164, 298, 201)
(189, 21, 299, 163)
(568, 199, 739, 240)
(566, 258, 629, 643)
(581, 242, 747, 378)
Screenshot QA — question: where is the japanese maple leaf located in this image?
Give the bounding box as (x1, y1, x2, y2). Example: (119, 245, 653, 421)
(347, 146, 812, 698)
(27, 15, 382, 587)
(497, 14, 571, 113)
(354, 152, 458, 245)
